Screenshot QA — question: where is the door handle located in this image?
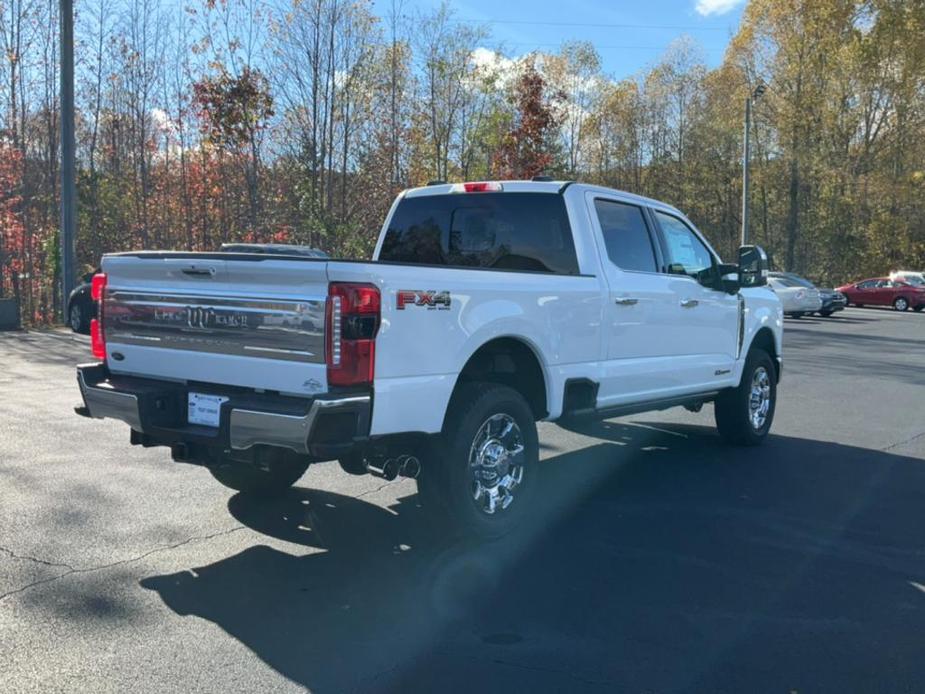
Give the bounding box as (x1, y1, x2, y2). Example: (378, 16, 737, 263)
(614, 297, 639, 306)
(181, 266, 216, 277)
(680, 298, 699, 308)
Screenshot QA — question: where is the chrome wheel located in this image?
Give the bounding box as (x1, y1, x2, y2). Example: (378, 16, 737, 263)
(894, 297, 908, 311)
(468, 413, 525, 515)
(748, 366, 772, 430)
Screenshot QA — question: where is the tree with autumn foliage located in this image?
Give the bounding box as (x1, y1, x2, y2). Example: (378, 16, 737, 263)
(492, 62, 563, 180)
(193, 66, 274, 235)
(0, 141, 26, 299)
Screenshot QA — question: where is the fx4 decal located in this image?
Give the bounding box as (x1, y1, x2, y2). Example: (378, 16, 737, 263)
(397, 290, 451, 311)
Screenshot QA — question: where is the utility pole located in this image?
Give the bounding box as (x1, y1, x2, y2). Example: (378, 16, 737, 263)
(741, 83, 765, 246)
(60, 0, 77, 314)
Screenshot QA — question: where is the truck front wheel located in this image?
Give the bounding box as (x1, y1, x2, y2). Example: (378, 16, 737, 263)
(425, 383, 539, 540)
(209, 447, 309, 496)
(714, 348, 776, 446)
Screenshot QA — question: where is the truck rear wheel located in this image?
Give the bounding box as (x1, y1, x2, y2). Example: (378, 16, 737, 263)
(426, 382, 539, 540)
(714, 348, 776, 446)
(209, 447, 309, 496)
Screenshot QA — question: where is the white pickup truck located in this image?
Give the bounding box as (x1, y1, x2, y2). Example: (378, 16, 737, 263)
(76, 180, 782, 538)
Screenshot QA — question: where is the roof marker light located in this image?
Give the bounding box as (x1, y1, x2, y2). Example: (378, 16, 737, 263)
(452, 182, 504, 193)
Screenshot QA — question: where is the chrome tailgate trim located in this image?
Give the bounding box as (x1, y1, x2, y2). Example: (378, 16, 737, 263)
(105, 290, 325, 364)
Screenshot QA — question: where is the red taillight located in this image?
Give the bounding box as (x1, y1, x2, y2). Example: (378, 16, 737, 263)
(90, 319, 106, 359)
(90, 272, 107, 301)
(90, 272, 107, 360)
(327, 282, 380, 387)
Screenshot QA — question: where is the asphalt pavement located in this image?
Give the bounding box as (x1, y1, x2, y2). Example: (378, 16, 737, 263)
(1, 307, 924, 693)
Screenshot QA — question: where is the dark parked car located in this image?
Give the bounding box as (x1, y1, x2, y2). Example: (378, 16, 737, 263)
(836, 277, 925, 312)
(816, 287, 848, 316)
(67, 271, 99, 333)
(769, 271, 846, 317)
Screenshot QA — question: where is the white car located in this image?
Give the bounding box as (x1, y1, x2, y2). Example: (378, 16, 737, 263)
(768, 276, 823, 317)
(889, 270, 925, 287)
(76, 180, 783, 538)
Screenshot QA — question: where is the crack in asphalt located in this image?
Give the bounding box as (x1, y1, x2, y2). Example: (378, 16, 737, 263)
(354, 481, 399, 500)
(882, 429, 925, 453)
(0, 525, 246, 603)
(0, 481, 407, 605)
(0, 545, 77, 572)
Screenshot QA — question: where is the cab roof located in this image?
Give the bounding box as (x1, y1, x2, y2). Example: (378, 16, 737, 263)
(401, 180, 684, 216)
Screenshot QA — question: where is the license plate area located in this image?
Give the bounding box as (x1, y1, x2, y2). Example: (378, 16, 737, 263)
(187, 392, 229, 428)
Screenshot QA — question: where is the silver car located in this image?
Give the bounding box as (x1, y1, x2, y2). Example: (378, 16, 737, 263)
(768, 276, 823, 317)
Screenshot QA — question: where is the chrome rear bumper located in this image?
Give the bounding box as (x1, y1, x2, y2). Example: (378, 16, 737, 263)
(78, 369, 142, 431)
(76, 363, 370, 456)
(228, 397, 371, 453)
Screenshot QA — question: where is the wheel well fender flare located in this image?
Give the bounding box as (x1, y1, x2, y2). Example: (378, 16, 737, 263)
(444, 336, 550, 427)
(744, 326, 780, 382)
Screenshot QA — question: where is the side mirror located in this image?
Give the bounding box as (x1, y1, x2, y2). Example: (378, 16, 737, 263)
(738, 245, 769, 288)
(717, 263, 740, 294)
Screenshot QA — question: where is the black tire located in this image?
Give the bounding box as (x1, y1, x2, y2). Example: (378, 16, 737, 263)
(893, 296, 909, 312)
(424, 382, 539, 540)
(209, 447, 309, 496)
(819, 310, 833, 317)
(915, 305, 924, 313)
(69, 303, 89, 333)
(714, 348, 776, 446)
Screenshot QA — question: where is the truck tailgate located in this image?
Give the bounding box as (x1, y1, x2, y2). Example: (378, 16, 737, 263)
(101, 254, 329, 397)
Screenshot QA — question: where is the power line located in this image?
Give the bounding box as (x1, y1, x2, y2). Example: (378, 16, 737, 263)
(503, 41, 725, 52)
(451, 19, 731, 31)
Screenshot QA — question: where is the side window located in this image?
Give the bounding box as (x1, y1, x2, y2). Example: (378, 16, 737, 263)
(654, 211, 715, 280)
(593, 199, 658, 273)
(857, 280, 875, 289)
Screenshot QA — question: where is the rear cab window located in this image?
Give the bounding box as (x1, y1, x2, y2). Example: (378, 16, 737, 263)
(593, 199, 658, 273)
(379, 193, 579, 275)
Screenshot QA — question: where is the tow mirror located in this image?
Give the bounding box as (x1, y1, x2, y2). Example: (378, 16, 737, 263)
(738, 245, 769, 288)
(718, 263, 740, 294)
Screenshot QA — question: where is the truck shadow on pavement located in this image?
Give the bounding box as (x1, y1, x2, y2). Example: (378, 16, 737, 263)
(141, 422, 925, 693)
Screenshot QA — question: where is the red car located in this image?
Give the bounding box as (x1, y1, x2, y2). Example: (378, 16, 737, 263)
(836, 277, 925, 312)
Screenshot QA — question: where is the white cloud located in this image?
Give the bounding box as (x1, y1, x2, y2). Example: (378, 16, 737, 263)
(471, 47, 517, 82)
(151, 107, 172, 133)
(695, 0, 745, 16)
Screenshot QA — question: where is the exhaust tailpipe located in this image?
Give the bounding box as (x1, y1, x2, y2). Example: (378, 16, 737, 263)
(366, 458, 400, 481)
(398, 455, 421, 480)
(365, 454, 421, 481)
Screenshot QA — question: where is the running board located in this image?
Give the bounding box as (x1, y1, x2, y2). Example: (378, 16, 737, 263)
(562, 391, 720, 422)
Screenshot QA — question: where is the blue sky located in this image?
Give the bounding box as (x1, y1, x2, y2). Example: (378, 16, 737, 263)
(374, 0, 748, 78)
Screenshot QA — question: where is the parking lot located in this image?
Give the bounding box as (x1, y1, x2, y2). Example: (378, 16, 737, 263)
(2, 307, 924, 693)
